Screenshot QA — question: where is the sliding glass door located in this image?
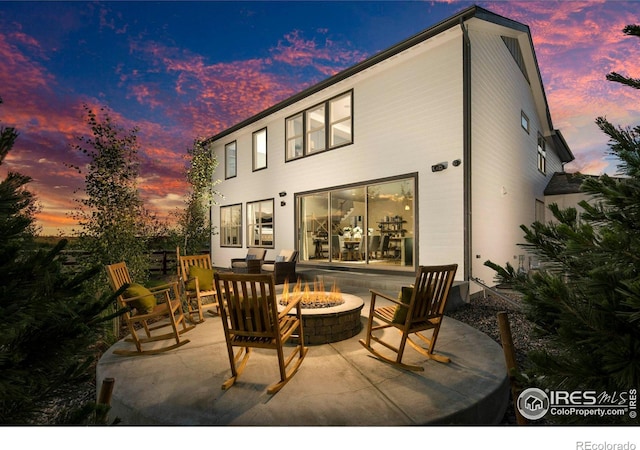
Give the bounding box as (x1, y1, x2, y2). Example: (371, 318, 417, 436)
(298, 176, 415, 269)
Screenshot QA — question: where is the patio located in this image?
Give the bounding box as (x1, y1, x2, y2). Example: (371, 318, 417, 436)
(96, 272, 510, 425)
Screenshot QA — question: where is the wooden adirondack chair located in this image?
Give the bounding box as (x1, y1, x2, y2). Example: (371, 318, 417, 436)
(105, 262, 194, 356)
(359, 264, 458, 371)
(213, 272, 308, 394)
(177, 249, 220, 323)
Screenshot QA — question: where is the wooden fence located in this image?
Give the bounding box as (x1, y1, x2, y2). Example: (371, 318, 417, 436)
(61, 249, 208, 276)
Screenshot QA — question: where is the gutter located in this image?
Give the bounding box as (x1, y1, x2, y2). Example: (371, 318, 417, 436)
(461, 19, 472, 282)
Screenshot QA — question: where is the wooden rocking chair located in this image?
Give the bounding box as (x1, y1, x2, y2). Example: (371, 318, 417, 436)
(359, 264, 458, 371)
(213, 272, 308, 394)
(106, 262, 194, 356)
(177, 248, 220, 323)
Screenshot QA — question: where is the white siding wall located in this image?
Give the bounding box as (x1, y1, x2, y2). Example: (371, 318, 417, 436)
(211, 27, 465, 274)
(545, 192, 593, 223)
(468, 22, 564, 285)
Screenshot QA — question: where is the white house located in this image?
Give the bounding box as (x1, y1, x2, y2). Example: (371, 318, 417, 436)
(205, 5, 574, 290)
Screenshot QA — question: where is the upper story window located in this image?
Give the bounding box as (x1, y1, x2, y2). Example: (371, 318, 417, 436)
(285, 90, 353, 161)
(225, 141, 237, 179)
(252, 128, 267, 171)
(521, 111, 530, 134)
(307, 104, 326, 154)
(537, 134, 547, 174)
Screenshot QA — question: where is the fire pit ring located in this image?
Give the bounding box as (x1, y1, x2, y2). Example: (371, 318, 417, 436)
(277, 293, 364, 345)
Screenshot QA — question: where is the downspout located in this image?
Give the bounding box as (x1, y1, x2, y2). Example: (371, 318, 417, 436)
(461, 19, 472, 282)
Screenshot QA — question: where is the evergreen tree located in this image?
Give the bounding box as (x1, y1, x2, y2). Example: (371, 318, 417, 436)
(485, 25, 640, 424)
(0, 98, 117, 424)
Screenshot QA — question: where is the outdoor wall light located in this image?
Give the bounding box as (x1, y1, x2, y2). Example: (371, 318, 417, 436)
(279, 191, 287, 197)
(280, 201, 286, 207)
(431, 162, 448, 172)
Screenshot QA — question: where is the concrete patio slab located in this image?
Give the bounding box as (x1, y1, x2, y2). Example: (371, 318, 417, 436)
(96, 282, 510, 426)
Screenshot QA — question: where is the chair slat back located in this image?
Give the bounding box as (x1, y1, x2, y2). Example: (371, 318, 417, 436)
(106, 262, 132, 292)
(410, 264, 458, 322)
(215, 273, 278, 338)
(178, 254, 213, 283)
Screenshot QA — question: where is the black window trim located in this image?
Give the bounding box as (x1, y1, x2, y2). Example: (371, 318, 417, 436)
(285, 89, 354, 162)
(224, 140, 237, 180)
(220, 203, 243, 248)
(246, 198, 275, 249)
(252, 127, 268, 172)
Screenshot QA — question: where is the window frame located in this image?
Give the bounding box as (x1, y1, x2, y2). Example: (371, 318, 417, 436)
(537, 134, 547, 174)
(225, 141, 237, 179)
(252, 128, 268, 172)
(521, 111, 530, 134)
(220, 203, 243, 248)
(285, 90, 353, 162)
(246, 198, 275, 248)
(329, 91, 353, 148)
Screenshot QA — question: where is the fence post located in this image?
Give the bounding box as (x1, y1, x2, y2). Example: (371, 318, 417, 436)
(162, 250, 168, 275)
(497, 311, 528, 425)
(96, 377, 115, 425)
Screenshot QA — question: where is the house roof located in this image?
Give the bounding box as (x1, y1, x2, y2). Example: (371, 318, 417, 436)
(204, 5, 574, 164)
(544, 172, 591, 195)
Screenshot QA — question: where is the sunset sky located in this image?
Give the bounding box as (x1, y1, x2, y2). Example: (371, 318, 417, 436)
(1, 1, 639, 236)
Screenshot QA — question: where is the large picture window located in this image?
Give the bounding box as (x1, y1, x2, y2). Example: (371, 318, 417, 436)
(252, 128, 267, 171)
(225, 141, 237, 179)
(247, 199, 274, 248)
(285, 90, 352, 161)
(298, 175, 415, 270)
(220, 204, 242, 247)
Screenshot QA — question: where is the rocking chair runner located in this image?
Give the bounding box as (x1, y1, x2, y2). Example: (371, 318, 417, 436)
(106, 262, 194, 357)
(359, 264, 458, 371)
(213, 272, 308, 394)
(177, 248, 221, 323)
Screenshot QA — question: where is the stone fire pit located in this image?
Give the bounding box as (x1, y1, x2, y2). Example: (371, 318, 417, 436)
(277, 289, 364, 345)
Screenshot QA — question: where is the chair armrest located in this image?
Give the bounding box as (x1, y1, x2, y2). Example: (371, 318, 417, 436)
(274, 260, 296, 269)
(278, 295, 302, 318)
(147, 282, 178, 292)
(369, 289, 403, 307)
(121, 288, 171, 305)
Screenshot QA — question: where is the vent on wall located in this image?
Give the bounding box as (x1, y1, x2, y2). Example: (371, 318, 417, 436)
(502, 36, 530, 84)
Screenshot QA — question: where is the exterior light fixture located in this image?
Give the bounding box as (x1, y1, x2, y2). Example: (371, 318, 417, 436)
(279, 191, 287, 197)
(431, 162, 448, 172)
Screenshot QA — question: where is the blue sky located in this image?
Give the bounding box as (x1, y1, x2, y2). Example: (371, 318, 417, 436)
(1, 1, 639, 235)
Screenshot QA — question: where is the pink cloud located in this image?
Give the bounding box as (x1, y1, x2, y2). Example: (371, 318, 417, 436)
(270, 29, 368, 76)
(487, 1, 640, 175)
